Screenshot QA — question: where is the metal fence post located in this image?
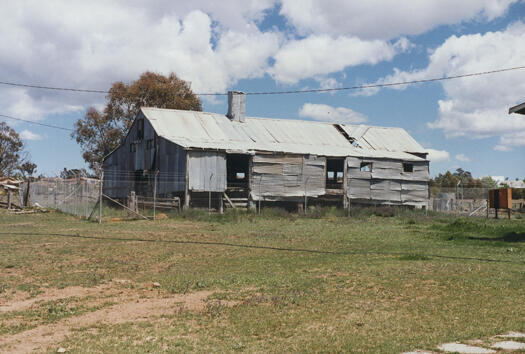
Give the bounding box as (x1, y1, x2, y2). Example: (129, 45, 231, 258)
(208, 173, 214, 215)
(99, 170, 103, 224)
(84, 179, 89, 219)
(258, 175, 263, 215)
(54, 180, 58, 209)
(304, 176, 310, 215)
(74, 175, 79, 216)
(153, 170, 159, 220)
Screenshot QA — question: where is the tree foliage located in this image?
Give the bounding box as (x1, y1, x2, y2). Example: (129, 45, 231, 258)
(19, 161, 37, 177)
(72, 72, 202, 172)
(0, 121, 36, 177)
(430, 168, 491, 189)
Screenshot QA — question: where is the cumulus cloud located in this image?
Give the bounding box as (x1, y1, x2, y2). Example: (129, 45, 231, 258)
(19, 129, 43, 141)
(426, 148, 450, 162)
(494, 145, 513, 152)
(298, 103, 367, 124)
(0, 2, 281, 120)
(455, 154, 471, 162)
(280, 0, 517, 39)
(270, 35, 410, 84)
(0, 0, 519, 126)
(370, 22, 525, 151)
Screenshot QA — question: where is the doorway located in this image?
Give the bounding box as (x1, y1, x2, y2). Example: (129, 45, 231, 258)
(226, 154, 250, 190)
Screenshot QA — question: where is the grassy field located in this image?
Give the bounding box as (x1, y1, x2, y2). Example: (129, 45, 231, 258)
(0, 208, 524, 353)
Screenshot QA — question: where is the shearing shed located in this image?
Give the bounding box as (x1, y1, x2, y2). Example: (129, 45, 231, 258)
(103, 92, 429, 210)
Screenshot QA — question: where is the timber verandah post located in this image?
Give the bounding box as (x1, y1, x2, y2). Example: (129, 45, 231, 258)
(184, 153, 190, 210)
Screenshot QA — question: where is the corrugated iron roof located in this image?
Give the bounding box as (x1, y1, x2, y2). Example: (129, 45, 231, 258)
(141, 107, 427, 161)
(339, 125, 426, 153)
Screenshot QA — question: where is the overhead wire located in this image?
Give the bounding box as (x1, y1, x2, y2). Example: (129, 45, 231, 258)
(0, 113, 74, 132)
(1, 65, 524, 96)
(2, 64, 524, 133)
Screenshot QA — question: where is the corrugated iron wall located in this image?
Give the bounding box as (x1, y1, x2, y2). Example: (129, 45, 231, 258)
(347, 157, 429, 206)
(188, 151, 227, 192)
(250, 154, 325, 201)
(103, 112, 186, 198)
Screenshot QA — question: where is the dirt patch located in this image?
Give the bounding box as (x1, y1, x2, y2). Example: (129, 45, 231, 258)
(0, 289, 235, 353)
(0, 281, 130, 314)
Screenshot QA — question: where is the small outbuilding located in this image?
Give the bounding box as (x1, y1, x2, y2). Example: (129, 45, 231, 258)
(103, 92, 430, 210)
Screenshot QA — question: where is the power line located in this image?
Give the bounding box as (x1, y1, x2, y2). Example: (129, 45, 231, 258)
(241, 65, 525, 95)
(0, 81, 108, 94)
(1, 65, 524, 96)
(0, 113, 74, 132)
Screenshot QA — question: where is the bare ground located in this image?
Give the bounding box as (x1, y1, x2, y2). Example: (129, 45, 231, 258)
(0, 282, 237, 354)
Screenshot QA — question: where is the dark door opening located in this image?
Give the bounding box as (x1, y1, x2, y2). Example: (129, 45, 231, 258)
(226, 154, 250, 190)
(326, 158, 344, 189)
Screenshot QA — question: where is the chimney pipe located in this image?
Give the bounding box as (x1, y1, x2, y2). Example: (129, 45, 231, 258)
(227, 91, 246, 123)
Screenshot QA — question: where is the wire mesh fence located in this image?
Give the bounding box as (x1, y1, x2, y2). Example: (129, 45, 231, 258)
(21, 177, 101, 219)
(18, 172, 525, 221)
(429, 186, 490, 216)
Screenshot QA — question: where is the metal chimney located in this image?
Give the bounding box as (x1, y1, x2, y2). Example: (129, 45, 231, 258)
(227, 91, 246, 123)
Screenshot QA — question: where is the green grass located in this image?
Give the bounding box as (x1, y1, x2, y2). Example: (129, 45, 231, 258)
(0, 208, 524, 353)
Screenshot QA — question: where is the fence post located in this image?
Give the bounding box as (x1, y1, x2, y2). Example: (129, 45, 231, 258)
(486, 190, 489, 219)
(258, 176, 263, 215)
(99, 170, 103, 224)
(208, 173, 214, 215)
(347, 179, 351, 217)
(74, 175, 79, 216)
(304, 176, 310, 215)
(153, 170, 159, 220)
(84, 179, 88, 219)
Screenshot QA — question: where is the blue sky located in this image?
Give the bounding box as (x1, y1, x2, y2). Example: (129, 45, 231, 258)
(1, 1, 524, 178)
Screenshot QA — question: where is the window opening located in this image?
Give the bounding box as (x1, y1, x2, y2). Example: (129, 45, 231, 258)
(130, 143, 136, 153)
(146, 139, 154, 150)
(326, 158, 344, 189)
(360, 162, 372, 172)
(336, 171, 344, 183)
(403, 163, 413, 173)
(137, 119, 144, 140)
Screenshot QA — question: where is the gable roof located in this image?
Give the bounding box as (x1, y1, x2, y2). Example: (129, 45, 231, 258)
(140, 107, 427, 161)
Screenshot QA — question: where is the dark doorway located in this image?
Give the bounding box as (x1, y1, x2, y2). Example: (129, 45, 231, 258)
(326, 158, 344, 189)
(227, 154, 250, 190)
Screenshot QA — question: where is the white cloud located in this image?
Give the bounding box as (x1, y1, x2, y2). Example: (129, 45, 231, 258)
(279, 0, 517, 39)
(370, 21, 525, 151)
(298, 103, 367, 124)
(455, 154, 471, 162)
(494, 144, 513, 152)
(315, 77, 341, 90)
(270, 35, 409, 84)
(426, 148, 450, 162)
(19, 129, 43, 141)
(0, 2, 281, 121)
(0, 0, 519, 127)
